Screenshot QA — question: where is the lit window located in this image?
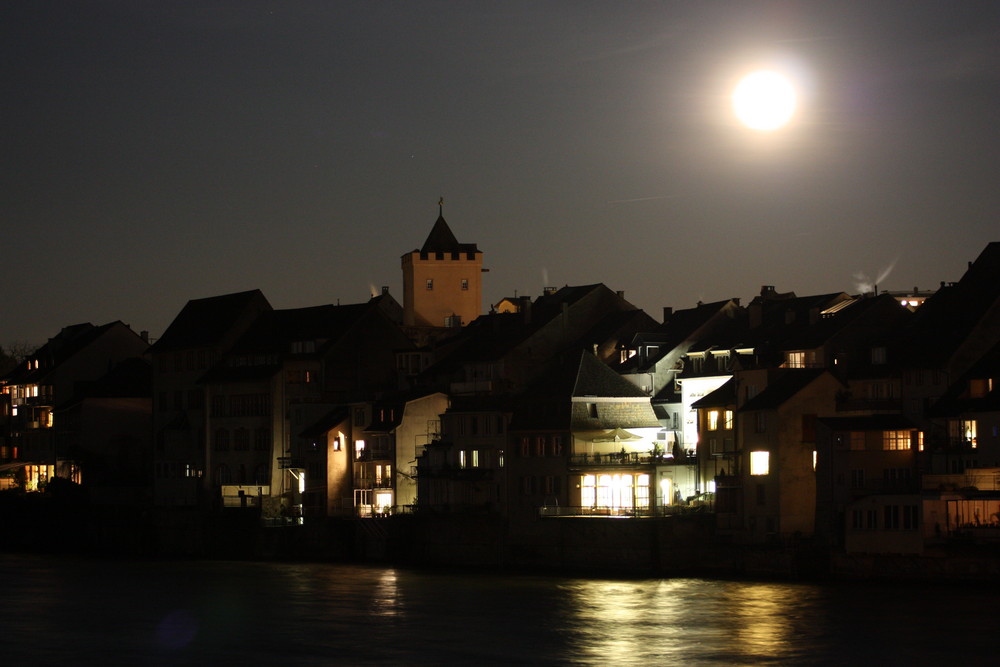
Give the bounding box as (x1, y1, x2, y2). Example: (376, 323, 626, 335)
(724, 410, 733, 429)
(707, 410, 719, 431)
(355, 439, 366, 459)
(750, 451, 770, 475)
(882, 430, 912, 451)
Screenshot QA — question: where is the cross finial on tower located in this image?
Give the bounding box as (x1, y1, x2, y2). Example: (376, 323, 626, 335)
(438, 196, 444, 216)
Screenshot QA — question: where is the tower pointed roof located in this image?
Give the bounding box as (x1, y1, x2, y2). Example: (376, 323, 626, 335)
(418, 200, 479, 254)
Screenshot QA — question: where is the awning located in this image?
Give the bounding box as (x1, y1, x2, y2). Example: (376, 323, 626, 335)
(574, 428, 643, 443)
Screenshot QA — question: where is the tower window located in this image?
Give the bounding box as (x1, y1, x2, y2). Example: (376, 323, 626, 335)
(461, 279, 469, 291)
(426, 279, 433, 290)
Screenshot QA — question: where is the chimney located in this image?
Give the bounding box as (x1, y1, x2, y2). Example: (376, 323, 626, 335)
(543, 286, 557, 296)
(616, 290, 625, 300)
(761, 285, 776, 299)
(140, 330, 149, 343)
(381, 285, 389, 295)
(663, 306, 673, 321)
(519, 296, 532, 324)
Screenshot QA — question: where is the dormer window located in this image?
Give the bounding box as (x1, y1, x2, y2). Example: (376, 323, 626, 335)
(871, 346, 887, 365)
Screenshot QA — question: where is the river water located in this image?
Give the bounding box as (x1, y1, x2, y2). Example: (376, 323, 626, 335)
(3, 553, 996, 665)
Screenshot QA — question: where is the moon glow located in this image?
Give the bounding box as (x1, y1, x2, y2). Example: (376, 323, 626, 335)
(732, 71, 797, 131)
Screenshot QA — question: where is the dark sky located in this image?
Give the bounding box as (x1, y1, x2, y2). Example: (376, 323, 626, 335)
(4, 1, 999, 345)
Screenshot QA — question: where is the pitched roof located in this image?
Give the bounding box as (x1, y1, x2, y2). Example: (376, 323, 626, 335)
(2, 321, 137, 385)
(896, 242, 1000, 369)
(573, 350, 649, 398)
(739, 369, 829, 411)
(232, 303, 369, 354)
(152, 290, 271, 351)
(419, 214, 479, 255)
(692, 378, 736, 409)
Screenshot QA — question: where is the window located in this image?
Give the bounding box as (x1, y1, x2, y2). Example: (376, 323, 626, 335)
(254, 428, 270, 451)
(520, 436, 530, 457)
(214, 429, 230, 451)
(801, 414, 816, 443)
(426, 279, 433, 290)
(882, 430, 912, 451)
(884, 505, 900, 530)
(461, 279, 469, 291)
(850, 432, 865, 451)
(234, 428, 249, 451)
(215, 465, 232, 485)
(749, 451, 769, 475)
(707, 410, 719, 431)
(850, 469, 865, 489)
(871, 346, 887, 365)
(755, 412, 767, 433)
(588, 403, 598, 419)
(724, 410, 734, 430)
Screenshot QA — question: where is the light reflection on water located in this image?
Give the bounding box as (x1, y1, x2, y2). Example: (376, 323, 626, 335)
(2, 554, 999, 665)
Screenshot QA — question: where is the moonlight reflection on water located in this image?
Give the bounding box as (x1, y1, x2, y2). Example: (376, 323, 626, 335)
(2, 555, 997, 665)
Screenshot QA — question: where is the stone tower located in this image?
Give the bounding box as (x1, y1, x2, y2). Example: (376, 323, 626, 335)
(401, 202, 483, 328)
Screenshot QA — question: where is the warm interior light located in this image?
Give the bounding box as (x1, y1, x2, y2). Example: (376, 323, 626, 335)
(750, 451, 770, 475)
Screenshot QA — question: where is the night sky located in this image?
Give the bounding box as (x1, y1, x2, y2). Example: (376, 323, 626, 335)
(4, 1, 999, 346)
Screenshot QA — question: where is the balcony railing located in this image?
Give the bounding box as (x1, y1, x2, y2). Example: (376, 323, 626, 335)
(539, 504, 707, 518)
(568, 452, 693, 467)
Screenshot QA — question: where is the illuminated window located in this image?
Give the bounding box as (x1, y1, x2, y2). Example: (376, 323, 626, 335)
(355, 439, 366, 459)
(724, 410, 733, 429)
(750, 451, 770, 475)
(882, 430, 912, 451)
(580, 473, 649, 511)
(707, 410, 719, 431)
(786, 351, 805, 368)
(498, 449, 504, 468)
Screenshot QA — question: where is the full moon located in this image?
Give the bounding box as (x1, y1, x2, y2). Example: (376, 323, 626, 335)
(732, 71, 796, 131)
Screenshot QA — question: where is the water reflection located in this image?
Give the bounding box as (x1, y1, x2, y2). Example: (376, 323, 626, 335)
(2, 555, 999, 666)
